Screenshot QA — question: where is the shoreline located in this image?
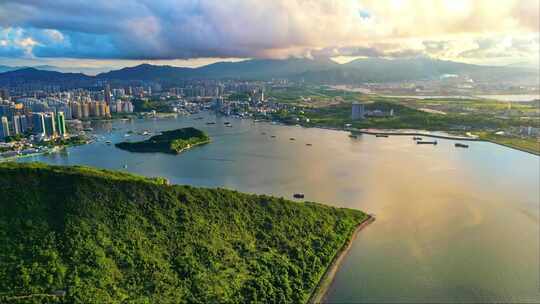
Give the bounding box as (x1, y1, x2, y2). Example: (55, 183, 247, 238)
(350, 129, 479, 141)
(173, 139, 211, 154)
(349, 128, 539, 156)
(308, 215, 375, 304)
(259, 114, 539, 156)
(482, 139, 540, 156)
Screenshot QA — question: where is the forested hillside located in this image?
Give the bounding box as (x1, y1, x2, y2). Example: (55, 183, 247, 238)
(0, 163, 367, 303)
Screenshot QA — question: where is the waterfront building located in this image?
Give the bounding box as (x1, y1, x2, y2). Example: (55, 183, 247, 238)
(100, 101, 110, 117)
(0, 116, 10, 139)
(19, 115, 28, 133)
(32, 113, 46, 136)
(90, 101, 99, 117)
(71, 101, 83, 119)
(44, 113, 57, 137)
(56, 112, 67, 137)
(82, 102, 90, 118)
(352, 102, 365, 120)
(12, 115, 21, 135)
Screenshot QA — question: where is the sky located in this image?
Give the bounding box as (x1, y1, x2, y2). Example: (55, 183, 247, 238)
(0, 0, 538, 73)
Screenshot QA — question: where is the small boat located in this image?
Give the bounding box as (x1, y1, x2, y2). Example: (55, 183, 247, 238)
(270, 135, 276, 138)
(375, 134, 389, 138)
(105, 141, 112, 145)
(306, 143, 312, 146)
(224, 122, 231, 125)
(226, 125, 233, 128)
(413, 136, 422, 140)
(289, 138, 296, 141)
(455, 143, 469, 148)
(206, 122, 216, 125)
(417, 140, 438, 145)
(293, 193, 305, 199)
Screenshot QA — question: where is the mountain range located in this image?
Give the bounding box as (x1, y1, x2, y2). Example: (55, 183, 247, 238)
(0, 57, 537, 86)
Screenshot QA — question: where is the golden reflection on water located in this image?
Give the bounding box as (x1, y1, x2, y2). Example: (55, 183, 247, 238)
(22, 115, 540, 303)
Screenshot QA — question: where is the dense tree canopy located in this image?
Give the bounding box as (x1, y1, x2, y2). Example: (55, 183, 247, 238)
(115, 127, 210, 154)
(0, 162, 366, 303)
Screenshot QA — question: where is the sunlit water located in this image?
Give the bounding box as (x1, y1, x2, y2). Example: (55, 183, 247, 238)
(18, 113, 540, 303)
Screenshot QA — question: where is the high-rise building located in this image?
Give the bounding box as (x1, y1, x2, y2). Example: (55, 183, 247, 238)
(82, 102, 90, 118)
(44, 113, 57, 137)
(0, 104, 14, 119)
(12, 115, 21, 135)
(71, 102, 83, 119)
(0, 116, 10, 139)
(100, 101, 109, 117)
(90, 101, 100, 117)
(32, 113, 46, 136)
(0, 88, 9, 101)
(351, 102, 365, 120)
(56, 112, 67, 137)
(19, 115, 28, 133)
(104, 84, 111, 105)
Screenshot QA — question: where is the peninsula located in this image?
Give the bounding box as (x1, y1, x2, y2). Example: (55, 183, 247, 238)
(0, 162, 368, 303)
(115, 127, 210, 154)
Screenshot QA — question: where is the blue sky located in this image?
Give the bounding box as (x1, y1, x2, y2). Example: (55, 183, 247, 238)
(0, 0, 538, 73)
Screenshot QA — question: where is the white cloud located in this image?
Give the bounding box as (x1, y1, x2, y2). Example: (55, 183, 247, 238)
(0, 0, 537, 65)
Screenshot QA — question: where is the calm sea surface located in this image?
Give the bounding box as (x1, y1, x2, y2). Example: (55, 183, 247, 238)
(18, 113, 540, 303)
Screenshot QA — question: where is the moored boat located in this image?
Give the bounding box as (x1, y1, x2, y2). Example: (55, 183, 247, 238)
(293, 193, 305, 199)
(417, 140, 438, 145)
(375, 134, 389, 138)
(455, 143, 469, 148)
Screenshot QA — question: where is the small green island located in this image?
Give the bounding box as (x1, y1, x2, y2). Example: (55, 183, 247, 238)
(115, 127, 210, 154)
(0, 162, 369, 303)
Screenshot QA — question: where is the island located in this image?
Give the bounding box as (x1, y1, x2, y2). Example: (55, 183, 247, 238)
(0, 162, 369, 303)
(115, 127, 210, 154)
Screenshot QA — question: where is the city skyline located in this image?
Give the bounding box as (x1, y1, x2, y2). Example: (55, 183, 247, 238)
(0, 0, 538, 73)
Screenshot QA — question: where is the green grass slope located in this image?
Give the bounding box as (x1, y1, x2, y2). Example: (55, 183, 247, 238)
(0, 162, 367, 303)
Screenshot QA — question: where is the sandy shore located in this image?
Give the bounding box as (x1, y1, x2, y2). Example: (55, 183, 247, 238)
(308, 215, 375, 304)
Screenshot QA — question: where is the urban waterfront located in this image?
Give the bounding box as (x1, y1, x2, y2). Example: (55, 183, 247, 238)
(18, 113, 540, 303)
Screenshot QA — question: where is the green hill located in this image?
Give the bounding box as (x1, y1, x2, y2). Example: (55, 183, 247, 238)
(115, 128, 210, 154)
(0, 162, 367, 303)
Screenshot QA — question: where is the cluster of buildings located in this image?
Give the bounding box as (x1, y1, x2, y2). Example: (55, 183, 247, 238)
(70, 101, 111, 119)
(0, 110, 66, 140)
(0, 83, 138, 142)
(351, 102, 394, 120)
